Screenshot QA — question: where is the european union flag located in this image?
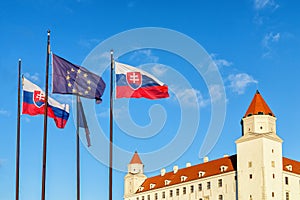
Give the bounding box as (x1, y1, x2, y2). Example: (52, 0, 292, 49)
(52, 54, 106, 103)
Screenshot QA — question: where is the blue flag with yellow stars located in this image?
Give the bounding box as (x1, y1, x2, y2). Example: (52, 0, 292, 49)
(52, 53, 106, 103)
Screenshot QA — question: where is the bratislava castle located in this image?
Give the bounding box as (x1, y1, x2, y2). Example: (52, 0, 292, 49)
(123, 91, 300, 200)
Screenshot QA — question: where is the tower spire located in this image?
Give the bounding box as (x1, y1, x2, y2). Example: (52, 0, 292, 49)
(244, 90, 275, 118)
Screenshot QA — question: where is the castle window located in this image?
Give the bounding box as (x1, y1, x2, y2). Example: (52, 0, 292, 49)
(219, 195, 223, 200)
(286, 165, 293, 171)
(218, 179, 223, 187)
(260, 126, 263, 129)
(207, 181, 211, 190)
(176, 188, 179, 196)
(183, 187, 186, 194)
(169, 190, 173, 197)
(258, 111, 264, 115)
(164, 180, 171, 186)
(198, 183, 202, 191)
(249, 174, 253, 179)
(286, 192, 290, 200)
(272, 192, 275, 197)
(138, 187, 144, 192)
(190, 185, 194, 193)
(137, 197, 139, 200)
(142, 196, 144, 200)
(285, 177, 289, 185)
(162, 191, 165, 199)
(181, 175, 187, 182)
(198, 171, 205, 177)
(147, 195, 150, 200)
(272, 149, 274, 153)
(220, 165, 228, 172)
(271, 161, 275, 167)
(273, 174, 275, 179)
(154, 193, 158, 200)
(248, 161, 252, 168)
(150, 183, 156, 189)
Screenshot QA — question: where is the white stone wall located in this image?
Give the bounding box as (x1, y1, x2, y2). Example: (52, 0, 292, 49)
(282, 171, 300, 200)
(124, 172, 237, 200)
(236, 136, 283, 200)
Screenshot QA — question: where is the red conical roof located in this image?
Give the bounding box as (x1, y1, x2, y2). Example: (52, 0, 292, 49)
(130, 151, 143, 164)
(244, 90, 275, 118)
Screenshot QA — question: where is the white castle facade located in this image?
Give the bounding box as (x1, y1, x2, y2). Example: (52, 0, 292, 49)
(123, 91, 300, 200)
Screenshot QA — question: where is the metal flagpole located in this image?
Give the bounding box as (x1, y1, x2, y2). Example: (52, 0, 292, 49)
(15, 59, 22, 200)
(76, 95, 81, 200)
(41, 30, 51, 200)
(109, 50, 114, 200)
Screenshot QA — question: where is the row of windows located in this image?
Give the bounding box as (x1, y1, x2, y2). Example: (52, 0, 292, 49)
(135, 179, 224, 200)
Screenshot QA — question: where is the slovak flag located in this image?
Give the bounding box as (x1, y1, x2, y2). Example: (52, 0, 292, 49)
(22, 77, 70, 128)
(115, 62, 169, 99)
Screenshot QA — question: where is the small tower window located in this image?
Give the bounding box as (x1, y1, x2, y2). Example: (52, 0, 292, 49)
(286, 165, 293, 171)
(165, 180, 171, 186)
(220, 165, 228, 172)
(198, 171, 205, 177)
(150, 183, 156, 189)
(248, 161, 252, 168)
(181, 176, 187, 182)
(272, 192, 275, 197)
(271, 161, 275, 168)
(249, 174, 253, 179)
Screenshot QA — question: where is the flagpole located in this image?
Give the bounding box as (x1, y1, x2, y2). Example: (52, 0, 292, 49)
(15, 59, 21, 200)
(76, 95, 81, 200)
(109, 49, 114, 200)
(41, 30, 51, 200)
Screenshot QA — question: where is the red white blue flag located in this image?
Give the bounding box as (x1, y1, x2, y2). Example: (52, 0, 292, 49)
(115, 62, 169, 99)
(22, 77, 70, 128)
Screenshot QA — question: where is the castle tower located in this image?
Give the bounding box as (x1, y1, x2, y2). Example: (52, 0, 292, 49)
(236, 90, 283, 199)
(124, 151, 147, 198)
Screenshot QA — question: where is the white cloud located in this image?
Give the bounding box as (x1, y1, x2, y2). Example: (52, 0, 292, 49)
(150, 64, 168, 77)
(129, 49, 159, 63)
(262, 32, 280, 57)
(227, 73, 258, 94)
(208, 84, 225, 103)
(172, 87, 208, 108)
(210, 54, 233, 68)
(24, 72, 40, 82)
(254, 0, 279, 10)
(0, 109, 9, 116)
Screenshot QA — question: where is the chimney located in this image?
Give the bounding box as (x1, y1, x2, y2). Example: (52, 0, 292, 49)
(203, 156, 209, 163)
(161, 168, 166, 176)
(186, 162, 191, 167)
(173, 165, 178, 174)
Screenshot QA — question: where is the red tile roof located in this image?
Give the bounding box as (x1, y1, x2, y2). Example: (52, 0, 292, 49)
(130, 151, 143, 164)
(283, 157, 300, 175)
(137, 155, 237, 193)
(136, 155, 300, 194)
(244, 90, 275, 118)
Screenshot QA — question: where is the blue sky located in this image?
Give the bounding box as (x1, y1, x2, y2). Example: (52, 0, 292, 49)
(1, 0, 300, 199)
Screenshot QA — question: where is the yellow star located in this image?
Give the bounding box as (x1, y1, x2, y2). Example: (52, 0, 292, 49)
(66, 75, 70, 80)
(79, 92, 83, 95)
(87, 86, 91, 91)
(83, 73, 88, 78)
(72, 89, 77, 93)
(85, 90, 89, 94)
(77, 69, 81, 74)
(67, 71, 70, 74)
(68, 82, 72, 87)
(71, 68, 75, 72)
(87, 80, 91, 85)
